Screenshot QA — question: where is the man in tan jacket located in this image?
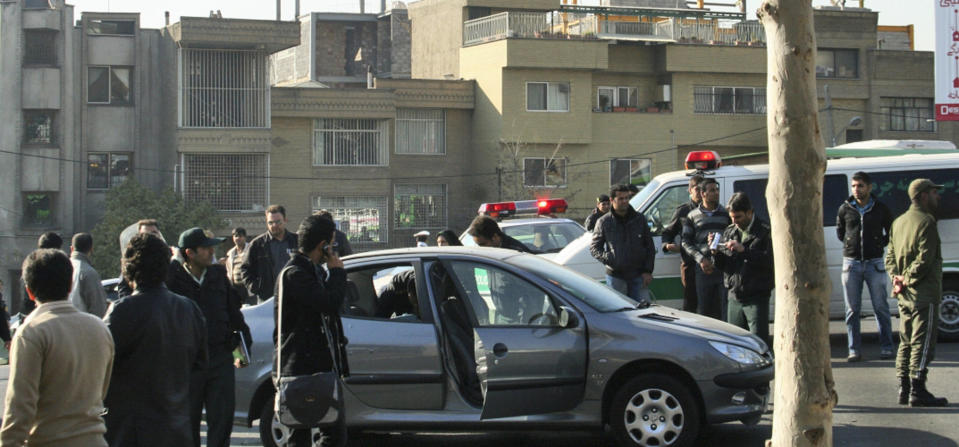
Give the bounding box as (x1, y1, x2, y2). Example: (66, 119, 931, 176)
(0, 249, 115, 446)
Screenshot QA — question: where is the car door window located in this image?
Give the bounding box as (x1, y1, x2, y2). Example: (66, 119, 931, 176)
(448, 261, 559, 327)
(344, 264, 422, 322)
(643, 184, 690, 235)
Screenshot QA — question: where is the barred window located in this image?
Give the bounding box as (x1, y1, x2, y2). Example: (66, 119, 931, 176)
(313, 119, 389, 166)
(180, 49, 269, 128)
(610, 158, 651, 187)
(694, 86, 766, 114)
(88, 66, 132, 105)
(524, 157, 567, 187)
(880, 97, 934, 132)
(396, 109, 445, 154)
(395, 184, 447, 229)
(23, 30, 56, 66)
(88, 152, 131, 189)
(23, 110, 55, 145)
(181, 153, 268, 211)
(314, 196, 389, 248)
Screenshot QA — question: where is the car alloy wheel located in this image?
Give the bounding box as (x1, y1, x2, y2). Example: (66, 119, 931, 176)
(939, 282, 959, 342)
(610, 373, 700, 447)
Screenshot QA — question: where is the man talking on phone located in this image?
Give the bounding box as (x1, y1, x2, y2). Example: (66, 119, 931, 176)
(275, 215, 348, 446)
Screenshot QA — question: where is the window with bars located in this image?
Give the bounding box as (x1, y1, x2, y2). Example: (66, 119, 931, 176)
(314, 196, 389, 246)
(313, 119, 389, 166)
(524, 157, 568, 187)
(181, 153, 268, 211)
(610, 158, 652, 187)
(23, 110, 55, 145)
(88, 152, 131, 189)
(693, 86, 766, 114)
(179, 49, 269, 128)
(23, 30, 57, 66)
(880, 97, 934, 132)
(394, 184, 447, 229)
(88, 66, 132, 105)
(396, 109, 445, 154)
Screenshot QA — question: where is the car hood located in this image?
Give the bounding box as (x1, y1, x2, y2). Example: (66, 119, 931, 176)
(622, 305, 768, 353)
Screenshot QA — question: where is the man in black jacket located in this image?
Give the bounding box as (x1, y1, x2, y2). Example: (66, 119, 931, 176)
(276, 215, 347, 447)
(241, 205, 299, 303)
(104, 233, 207, 447)
(583, 194, 611, 232)
(661, 174, 704, 312)
(712, 193, 774, 343)
(467, 216, 531, 252)
(590, 184, 655, 303)
(836, 171, 895, 362)
(168, 228, 252, 447)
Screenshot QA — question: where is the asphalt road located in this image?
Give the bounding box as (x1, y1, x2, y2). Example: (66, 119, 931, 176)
(1, 318, 956, 446)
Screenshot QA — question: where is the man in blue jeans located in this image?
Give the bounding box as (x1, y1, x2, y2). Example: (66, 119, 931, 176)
(836, 171, 894, 362)
(590, 184, 655, 304)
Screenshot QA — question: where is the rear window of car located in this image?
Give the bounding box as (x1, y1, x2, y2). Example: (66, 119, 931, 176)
(461, 221, 585, 254)
(733, 174, 847, 226)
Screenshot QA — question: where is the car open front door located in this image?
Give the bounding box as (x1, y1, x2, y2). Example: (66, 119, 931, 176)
(445, 260, 588, 420)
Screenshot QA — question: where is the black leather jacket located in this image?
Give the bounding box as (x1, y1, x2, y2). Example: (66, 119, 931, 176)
(713, 218, 775, 302)
(274, 253, 346, 377)
(240, 230, 299, 301)
(590, 206, 655, 279)
(167, 261, 252, 357)
(660, 200, 698, 262)
(836, 196, 893, 260)
(103, 284, 207, 446)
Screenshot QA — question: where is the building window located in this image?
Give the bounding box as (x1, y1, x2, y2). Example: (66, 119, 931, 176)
(181, 153, 268, 212)
(527, 82, 569, 112)
(88, 66, 132, 105)
(523, 157, 567, 187)
(23, 30, 57, 66)
(180, 49, 269, 128)
(23, 193, 55, 227)
(395, 184, 447, 229)
(610, 158, 652, 187)
(24, 0, 53, 9)
(23, 110, 55, 145)
(88, 152, 131, 189)
(880, 97, 934, 132)
(396, 109, 445, 154)
(314, 196, 389, 247)
(597, 86, 638, 111)
(694, 86, 766, 114)
(87, 19, 136, 35)
(816, 49, 857, 78)
(313, 119, 389, 166)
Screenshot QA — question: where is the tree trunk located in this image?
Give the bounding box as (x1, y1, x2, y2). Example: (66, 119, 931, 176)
(758, 1, 837, 447)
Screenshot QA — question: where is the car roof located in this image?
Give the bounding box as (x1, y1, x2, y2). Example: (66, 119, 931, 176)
(344, 246, 529, 262)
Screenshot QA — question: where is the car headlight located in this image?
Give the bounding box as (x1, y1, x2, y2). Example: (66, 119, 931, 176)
(709, 341, 766, 366)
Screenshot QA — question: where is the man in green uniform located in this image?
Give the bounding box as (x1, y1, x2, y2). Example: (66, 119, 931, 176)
(885, 178, 947, 407)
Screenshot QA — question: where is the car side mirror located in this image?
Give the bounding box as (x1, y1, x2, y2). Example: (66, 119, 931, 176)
(558, 306, 579, 328)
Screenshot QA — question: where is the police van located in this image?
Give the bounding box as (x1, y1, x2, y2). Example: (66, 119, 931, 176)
(553, 151, 959, 340)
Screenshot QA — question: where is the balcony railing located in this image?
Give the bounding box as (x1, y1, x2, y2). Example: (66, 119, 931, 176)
(464, 12, 766, 47)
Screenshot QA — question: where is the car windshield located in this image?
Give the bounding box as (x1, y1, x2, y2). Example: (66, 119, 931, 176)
(629, 178, 661, 210)
(460, 221, 585, 254)
(509, 254, 640, 312)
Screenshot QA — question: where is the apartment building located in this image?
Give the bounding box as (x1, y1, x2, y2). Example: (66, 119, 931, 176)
(408, 0, 958, 217)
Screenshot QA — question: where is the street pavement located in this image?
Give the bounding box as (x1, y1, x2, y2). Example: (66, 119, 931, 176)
(0, 317, 956, 446)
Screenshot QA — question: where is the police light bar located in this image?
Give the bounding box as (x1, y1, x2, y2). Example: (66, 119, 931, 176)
(477, 201, 516, 218)
(685, 151, 722, 170)
(536, 198, 568, 215)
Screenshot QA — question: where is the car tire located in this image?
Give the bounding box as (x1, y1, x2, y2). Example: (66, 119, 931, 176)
(939, 280, 959, 342)
(258, 401, 349, 447)
(609, 373, 701, 447)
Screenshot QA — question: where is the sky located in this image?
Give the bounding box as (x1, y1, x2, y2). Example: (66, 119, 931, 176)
(67, 0, 935, 51)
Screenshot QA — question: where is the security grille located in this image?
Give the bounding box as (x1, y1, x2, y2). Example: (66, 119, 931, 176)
(181, 153, 268, 211)
(396, 109, 445, 154)
(23, 30, 56, 66)
(394, 184, 447, 229)
(314, 196, 388, 248)
(693, 86, 766, 114)
(179, 49, 269, 128)
(313, 119, 389, 166)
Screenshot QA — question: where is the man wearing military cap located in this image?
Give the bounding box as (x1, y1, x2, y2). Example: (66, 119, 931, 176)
(886, 178, 947, 407)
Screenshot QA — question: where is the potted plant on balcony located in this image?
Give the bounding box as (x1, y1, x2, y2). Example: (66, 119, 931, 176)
(625, 106, 639, 112)
(613, 106, 626, 112)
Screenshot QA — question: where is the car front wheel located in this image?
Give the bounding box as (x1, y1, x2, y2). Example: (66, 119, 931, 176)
(258, 400, 348, 447)
(609, 373, 701, 447)
(939, 280, 959, 342)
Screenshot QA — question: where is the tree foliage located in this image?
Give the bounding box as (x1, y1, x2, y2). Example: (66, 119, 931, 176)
(90, 179, 226, 279)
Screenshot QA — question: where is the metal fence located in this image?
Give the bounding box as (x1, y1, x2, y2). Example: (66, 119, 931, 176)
(179, 49, 270, 128)
(314, 196, 389, 250)
(313, 119, 389, 166)
(693, 86, 767, 115)
(181, 153, 268, 211)
(464, 11, 552, 46)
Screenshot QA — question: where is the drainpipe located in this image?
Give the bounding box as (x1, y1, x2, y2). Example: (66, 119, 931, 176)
(295, 0, 300, 18)
(164, 11, 170, 26)
(276, 0, 281, 20)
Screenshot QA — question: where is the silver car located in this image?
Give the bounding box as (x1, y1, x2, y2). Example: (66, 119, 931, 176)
(235, 247, 772, 447)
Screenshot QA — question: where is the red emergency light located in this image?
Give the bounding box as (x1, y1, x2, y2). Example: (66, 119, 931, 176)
(536, 198, 568, 215)
(477, 201, 516, 218)
(685, 151, 722, 170)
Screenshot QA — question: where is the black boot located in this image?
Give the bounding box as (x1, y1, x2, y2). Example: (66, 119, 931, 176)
(909, 378, 949, 407)
(898, 377, 910, 405)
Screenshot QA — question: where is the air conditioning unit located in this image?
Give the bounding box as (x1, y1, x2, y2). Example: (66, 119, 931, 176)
(655, 85, 672, 103)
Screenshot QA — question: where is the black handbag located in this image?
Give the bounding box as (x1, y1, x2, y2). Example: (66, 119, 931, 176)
(274, 266, 344, 429)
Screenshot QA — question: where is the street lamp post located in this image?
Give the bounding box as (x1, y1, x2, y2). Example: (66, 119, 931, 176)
(832, 116, 862, 147)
